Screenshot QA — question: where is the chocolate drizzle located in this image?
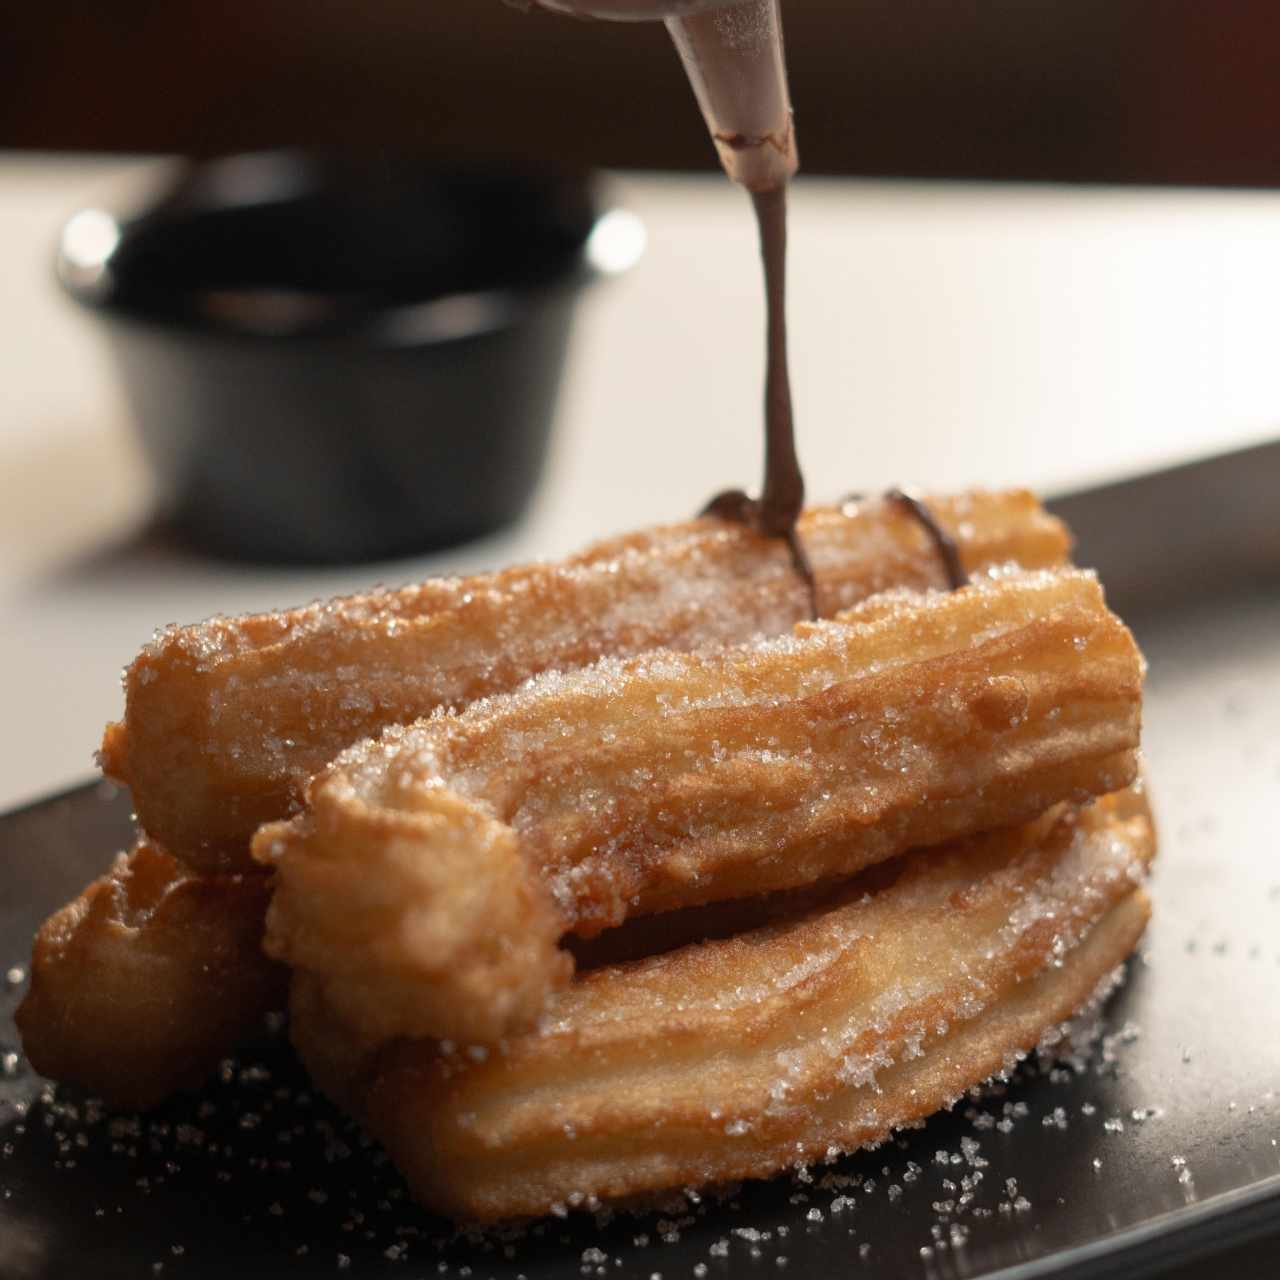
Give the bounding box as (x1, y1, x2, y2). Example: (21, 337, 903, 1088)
(843, 489, 970, 591)
(697, 187, 969, 613)
(887, 489, 969, 589)
(702, 184, 817, 617)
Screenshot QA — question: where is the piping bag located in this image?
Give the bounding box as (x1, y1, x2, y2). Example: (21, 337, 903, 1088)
(523, 0, 811, 594)
(525, 0, 795, 191)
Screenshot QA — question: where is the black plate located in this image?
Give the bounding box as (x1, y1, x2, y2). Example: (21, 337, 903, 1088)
(4, 445, 1280, 1279)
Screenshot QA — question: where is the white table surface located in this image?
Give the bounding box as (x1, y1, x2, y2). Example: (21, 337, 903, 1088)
(3, 154, 1279, 811)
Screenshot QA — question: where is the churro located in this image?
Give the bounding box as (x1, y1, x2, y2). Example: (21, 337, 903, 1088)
(292, 788, 1154, 1221)
(256, 568, 1142, 1046)
(15, 841, 287, 1110)
(20, 494, 1071, 1100)
(103, 492, 1068, 873)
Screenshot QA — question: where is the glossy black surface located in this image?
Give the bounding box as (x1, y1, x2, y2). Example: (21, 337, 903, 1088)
(58, 155, 608, 563)
(3, 445, 1280, 1278)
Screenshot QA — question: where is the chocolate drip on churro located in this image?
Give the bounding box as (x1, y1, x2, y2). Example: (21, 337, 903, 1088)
(702, 185, 816, 617)
(887, 489, 969, 589)
(842, 489, 970, 591)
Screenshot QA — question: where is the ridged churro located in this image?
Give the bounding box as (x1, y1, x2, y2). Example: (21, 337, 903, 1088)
(292, 788, 1154, 1221)
(256, 568, 1142, 1046)
(17, 487, 1154, 1229)
(15, 841, 287, 1110)
(20, 494, 1070, 1103)
(103, 492, 1069, 873)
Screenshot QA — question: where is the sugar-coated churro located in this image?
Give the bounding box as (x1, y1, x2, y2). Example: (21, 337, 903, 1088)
(256, 568, 1142, 1046)
(17, 486, 1155, 1234)
(291, 788, 1154, 1221)
(103, 492, 1069, 873)
(21, 494, 1072, 1098)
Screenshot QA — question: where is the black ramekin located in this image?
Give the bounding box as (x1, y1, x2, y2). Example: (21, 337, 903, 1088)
(57, 152, 642, 563)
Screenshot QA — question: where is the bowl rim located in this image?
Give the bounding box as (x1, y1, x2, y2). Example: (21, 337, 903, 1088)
(55, 153, 643, 347)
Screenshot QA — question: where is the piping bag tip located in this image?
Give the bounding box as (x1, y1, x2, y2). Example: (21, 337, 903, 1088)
(666, 0, 797, 192)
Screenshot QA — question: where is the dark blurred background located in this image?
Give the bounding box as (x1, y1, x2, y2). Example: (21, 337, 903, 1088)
(4, 0, 1280, 185)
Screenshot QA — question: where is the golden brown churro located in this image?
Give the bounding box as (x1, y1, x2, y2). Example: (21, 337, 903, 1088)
(103, 493, 1069, 873)
(291, 788, 1154, 1222)
(19, 493, 1070, 1103)
(17, 489, 1155, 1229)
(15, 841, 287, 1110)
(255, 569, 1142, 1046)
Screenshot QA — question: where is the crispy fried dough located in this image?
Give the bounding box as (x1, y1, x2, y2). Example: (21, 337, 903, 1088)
(257, 569, 1142, 1046)
(291, 789, 1154, 1221)
(15, 841, 287, 1110)
(103, 493, 1069, 872)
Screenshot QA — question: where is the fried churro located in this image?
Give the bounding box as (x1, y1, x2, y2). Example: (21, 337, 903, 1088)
(291, 787, 1154, 1222)
(19, 493, 1070, 1103)
(103, 492, 1069, 873)
(15, 841, 287, 1110)
(17, 486, 1154, 1232)
(255, 568, 1142, 1046)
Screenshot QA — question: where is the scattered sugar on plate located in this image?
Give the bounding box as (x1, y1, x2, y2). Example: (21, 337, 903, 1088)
(0, 943, 1185, 1276)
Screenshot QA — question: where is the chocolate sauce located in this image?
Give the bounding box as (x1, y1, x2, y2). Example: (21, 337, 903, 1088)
(887, 489, 968, 589)
(702, 184, 816, 617)
(752, 186, 805, 542)
(703, 189, 969, 608)
(843, 489, 970, 591)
